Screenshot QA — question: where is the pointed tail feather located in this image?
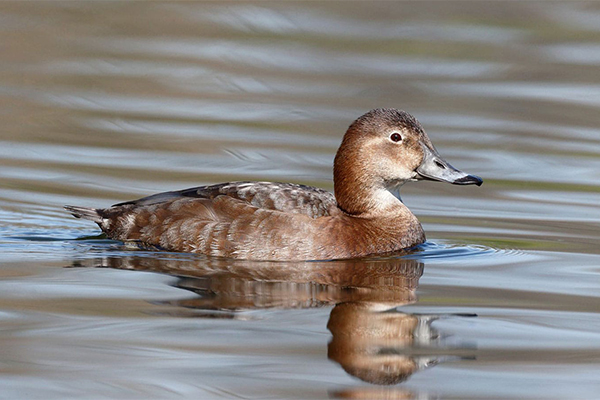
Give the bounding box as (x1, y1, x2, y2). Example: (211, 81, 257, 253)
(64, 205, 103, 224)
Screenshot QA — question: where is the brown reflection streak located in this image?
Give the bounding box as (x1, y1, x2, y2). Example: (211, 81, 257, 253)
(71, 254, 459, 387)
(328, 304, 421, 386)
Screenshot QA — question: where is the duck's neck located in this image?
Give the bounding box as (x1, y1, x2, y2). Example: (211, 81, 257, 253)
(333, 150, 407, 216)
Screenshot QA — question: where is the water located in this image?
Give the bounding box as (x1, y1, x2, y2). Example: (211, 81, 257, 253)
(2, 2, 600, 399)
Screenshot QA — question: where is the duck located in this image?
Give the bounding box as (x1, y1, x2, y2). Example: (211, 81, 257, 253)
(65, 108, 482, 261)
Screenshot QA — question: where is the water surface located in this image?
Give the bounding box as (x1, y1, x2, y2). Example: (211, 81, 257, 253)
(2, 2, 600, 399)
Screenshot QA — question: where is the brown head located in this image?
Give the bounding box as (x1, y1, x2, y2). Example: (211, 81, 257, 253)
(333, 108, 482, 215)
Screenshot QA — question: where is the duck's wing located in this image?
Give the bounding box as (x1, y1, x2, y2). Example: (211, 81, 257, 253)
(114, 181, 340, 219)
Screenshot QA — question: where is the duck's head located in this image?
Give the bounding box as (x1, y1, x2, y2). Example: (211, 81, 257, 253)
(333, 108, 482, 214)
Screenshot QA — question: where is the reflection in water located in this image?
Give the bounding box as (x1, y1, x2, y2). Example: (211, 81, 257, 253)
(71, 253, 474, 387)
(328, 304, 439, 386)
(73, 253, 424, 308)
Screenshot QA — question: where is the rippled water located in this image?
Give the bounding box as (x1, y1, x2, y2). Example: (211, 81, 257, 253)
(2, 2, 600, 399)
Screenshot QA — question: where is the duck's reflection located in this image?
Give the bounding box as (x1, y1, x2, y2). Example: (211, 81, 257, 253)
(71, 253, 473, 387)
(328, 303, 440, 386)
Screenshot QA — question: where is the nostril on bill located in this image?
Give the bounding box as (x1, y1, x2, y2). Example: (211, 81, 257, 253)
(434, 160, 446, 169)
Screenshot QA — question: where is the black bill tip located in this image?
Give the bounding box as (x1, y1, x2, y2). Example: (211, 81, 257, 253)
(453, 174, 483, 186)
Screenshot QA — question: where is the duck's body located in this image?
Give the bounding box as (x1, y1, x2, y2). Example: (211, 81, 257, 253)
(67, 181, 422, 260)
(66, 108, 481, 261)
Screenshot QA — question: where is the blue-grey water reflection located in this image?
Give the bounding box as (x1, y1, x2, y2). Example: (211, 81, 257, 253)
(2, 1, 600, 399)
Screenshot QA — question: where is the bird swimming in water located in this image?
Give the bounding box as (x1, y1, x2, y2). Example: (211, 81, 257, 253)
(66, 108, 482, 261)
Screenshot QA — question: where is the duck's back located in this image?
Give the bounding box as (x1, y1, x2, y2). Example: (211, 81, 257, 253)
(117, 181, 340, 218)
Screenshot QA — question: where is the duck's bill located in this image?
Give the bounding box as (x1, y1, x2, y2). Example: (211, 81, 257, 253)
(416, 145, 483, 186)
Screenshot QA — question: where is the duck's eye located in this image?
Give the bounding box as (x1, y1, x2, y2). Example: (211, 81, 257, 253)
(390, 133, 402, 142)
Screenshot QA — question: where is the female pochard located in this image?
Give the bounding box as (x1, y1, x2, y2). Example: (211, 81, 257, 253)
(66, 108, 482, 260)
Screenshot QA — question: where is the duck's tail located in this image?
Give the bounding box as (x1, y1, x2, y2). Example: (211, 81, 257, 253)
(64, 205, 103, 224)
